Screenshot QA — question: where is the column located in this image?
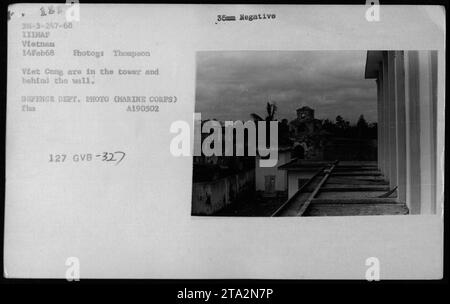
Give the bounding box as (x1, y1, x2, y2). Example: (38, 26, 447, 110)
(395, 51, 407, 202)
(381, 54, 390, 181)
(387, 51, 398, 189)
(417, 51, 437, 214)
(430, 51, 438, 214)
(404, 51, 421, 214)
(376, 76, 384, 172)
(394, 51, 406, 202)
(434, 50, 444, 216)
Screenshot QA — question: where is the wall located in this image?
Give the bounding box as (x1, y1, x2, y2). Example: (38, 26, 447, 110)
(192, 169, 255, 215)
(255, 151, 291, 193)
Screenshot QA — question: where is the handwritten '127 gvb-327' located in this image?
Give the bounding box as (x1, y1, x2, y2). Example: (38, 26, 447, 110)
(49, 152, 126, 165)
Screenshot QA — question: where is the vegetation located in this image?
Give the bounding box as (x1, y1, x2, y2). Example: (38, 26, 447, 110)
(322, 115, 377, 139)
(250, 102, 277, 122)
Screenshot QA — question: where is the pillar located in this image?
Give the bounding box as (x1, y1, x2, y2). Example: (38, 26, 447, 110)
(381, 54, 390, 181)
(404, 51, 423, 214)
(387, 52, 398, 189)
(417, 51, 437, 214)
(395, 51, 407, 202)
(376, 77, 383, 171)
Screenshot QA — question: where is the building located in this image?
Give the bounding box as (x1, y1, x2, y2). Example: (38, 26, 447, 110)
(365, 50, 442, 215)
(271, 51, 442, 217)
(278, 159, 329, 199)
(255, 147, 292, 196)
(288, 106, 325, 160)
(289, 106, 322, 136)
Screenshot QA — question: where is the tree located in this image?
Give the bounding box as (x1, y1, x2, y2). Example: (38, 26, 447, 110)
(250, 102, 278, 149)
(356, 115, 369, 138)
(335, 115, 350, 135)
(368, 122, 378, 139)
(250, 102, 277, 122)
(278, 118, 291, 145)
(322, 118, 335, 133)
(357, 114, 368, 129)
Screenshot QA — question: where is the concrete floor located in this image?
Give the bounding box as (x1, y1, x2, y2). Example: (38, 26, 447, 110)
(274, 160, 409, 217)
(304, 161, 408, 216)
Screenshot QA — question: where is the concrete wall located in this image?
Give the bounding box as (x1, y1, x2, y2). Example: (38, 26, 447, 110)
(255, 151, 291, 193)
(192, 169, 255, 215)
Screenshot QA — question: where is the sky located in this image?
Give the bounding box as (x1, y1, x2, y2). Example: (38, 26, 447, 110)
(195, 51, 377, 124)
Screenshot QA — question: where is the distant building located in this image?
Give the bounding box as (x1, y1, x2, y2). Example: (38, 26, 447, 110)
(288, 106, 325, 160)
(289, 106, 322, 137)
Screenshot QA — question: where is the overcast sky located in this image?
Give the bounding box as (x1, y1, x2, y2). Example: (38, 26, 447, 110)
(195, 51, 377, 124)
